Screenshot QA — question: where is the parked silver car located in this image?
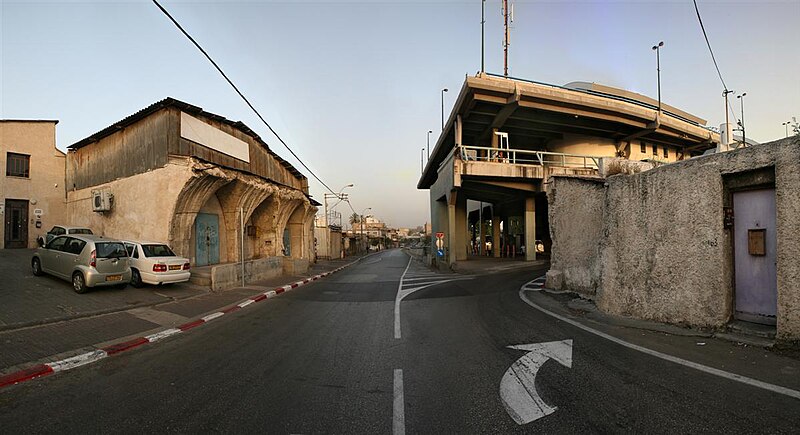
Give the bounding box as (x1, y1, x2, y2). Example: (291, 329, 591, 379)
(31, 234, 131, 293)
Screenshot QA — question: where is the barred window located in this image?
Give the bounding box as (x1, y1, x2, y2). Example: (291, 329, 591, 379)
(6, 152, 30, 178)
(640, 141, 646, 153)
(663, 146, 669, 158)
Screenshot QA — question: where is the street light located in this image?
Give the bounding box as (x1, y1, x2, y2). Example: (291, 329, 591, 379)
(651, 41, 664, 112)
(737, 92, 747, 145)
(427, 130, 433, 158)
(441, 88, 449, 130)
(783, 121, 791, 138)
(360, 207, 372, 254)
(421, 148, 425, 174)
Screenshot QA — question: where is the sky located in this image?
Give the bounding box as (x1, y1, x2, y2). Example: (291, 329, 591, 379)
(2, 0, 798, 228)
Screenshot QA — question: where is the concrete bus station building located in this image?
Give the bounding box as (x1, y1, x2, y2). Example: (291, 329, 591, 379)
(418, 73, 719, 268)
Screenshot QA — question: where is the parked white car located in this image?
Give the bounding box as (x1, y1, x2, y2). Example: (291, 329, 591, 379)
(122, 241, 191, 287)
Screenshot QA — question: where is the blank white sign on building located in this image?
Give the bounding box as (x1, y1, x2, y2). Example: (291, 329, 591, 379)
(180, 112, 251, 163)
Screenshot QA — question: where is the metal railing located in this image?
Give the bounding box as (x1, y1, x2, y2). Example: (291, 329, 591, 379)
(458, 145, 604, 169)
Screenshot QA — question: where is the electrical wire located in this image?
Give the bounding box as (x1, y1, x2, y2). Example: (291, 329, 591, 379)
(692, 0, 738, 122)
(152, 0, 337, 195)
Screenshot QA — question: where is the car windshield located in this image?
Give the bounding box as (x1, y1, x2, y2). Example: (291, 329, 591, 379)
(142, 244, 176, 257)
(95, 242, 128, 259)
(70, 228, 93, 235)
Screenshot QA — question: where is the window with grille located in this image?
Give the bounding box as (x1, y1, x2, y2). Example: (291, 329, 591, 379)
(663, 146, 669, 158)
(640, 141, 646, 153)
(6, 152, 30, 178)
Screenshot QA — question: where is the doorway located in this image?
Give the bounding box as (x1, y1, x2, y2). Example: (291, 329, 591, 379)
(733, 188, 777, 325)
(4, 199, 29, 248)
(195, 213, 220, 266)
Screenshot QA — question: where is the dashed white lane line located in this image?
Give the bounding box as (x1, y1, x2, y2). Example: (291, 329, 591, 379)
(393, 369, 406, 435)
(518, 277, 800, 401)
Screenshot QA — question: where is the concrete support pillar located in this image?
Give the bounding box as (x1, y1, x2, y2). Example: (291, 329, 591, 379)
(492, 213, 501, 258)
(455, 193, 468, 261)
(525, 196, 536, 261)
(447, 192, 458, 266)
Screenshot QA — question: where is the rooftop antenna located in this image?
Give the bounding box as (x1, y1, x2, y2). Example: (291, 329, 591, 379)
(502, 0, 514, 77)
(481, 0, 486, 73)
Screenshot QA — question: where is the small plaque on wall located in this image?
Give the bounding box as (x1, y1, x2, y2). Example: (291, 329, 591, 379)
(748, 229, 766, 256)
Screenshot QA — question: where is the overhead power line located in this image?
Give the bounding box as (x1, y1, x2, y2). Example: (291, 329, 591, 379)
(152, 0, 336, 196)
(692, 0, 737, 121)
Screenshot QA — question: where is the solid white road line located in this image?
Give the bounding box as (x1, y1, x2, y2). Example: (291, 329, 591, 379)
(518, 280, 800, 400)
(47, 350, 108, 372)
(394, 256, 414, 339)
(393, 369, 406, 435)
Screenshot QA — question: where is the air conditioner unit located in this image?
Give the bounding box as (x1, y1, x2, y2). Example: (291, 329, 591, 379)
(91, 190, 113, 212)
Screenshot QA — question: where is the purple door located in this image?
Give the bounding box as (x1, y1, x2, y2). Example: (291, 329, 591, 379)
(733, 189, 777, 325)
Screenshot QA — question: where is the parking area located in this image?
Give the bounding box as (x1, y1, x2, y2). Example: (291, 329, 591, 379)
(0, 248, 208, 331)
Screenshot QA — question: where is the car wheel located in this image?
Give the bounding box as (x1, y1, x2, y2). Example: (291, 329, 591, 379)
(72, 272, 88, 294)
(31, 258, 43, 276)
(130, 269, 143, 288)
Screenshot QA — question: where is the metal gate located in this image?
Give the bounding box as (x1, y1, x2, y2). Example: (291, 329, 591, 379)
(195, 213, 220, 266)
(4, 199, 29, 248)
(733, 189, 777, 325)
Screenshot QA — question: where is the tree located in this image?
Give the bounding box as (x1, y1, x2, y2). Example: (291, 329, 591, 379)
(349, 213, 361, 227)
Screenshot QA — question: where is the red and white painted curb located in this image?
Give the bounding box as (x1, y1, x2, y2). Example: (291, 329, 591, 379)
(0, 262, 359, 390)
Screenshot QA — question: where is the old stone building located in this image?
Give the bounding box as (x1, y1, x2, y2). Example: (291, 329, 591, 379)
(65, 98, 318, 288)
(547, 136, 800, 345)
(0, 120, 66, 249)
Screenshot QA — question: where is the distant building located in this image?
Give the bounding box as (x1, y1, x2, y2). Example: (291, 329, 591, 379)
(64, 98, 318, 288)
(0, 120, 66, 249)
(418, 73, 719, 267)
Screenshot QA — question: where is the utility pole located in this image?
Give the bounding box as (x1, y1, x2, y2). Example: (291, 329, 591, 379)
(421, 148, 425, 174)
(441, 88, 448, 130)
(502, 0, 513, 77)
(723, 89, 734, 146)
(737, 92, 747, 146)
(427, 130, 433, 158)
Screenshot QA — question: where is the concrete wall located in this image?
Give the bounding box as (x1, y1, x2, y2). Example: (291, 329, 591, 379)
(547, 137, 800, 343)
(1, 121, 66, 248)
(546, 176, 605, 296)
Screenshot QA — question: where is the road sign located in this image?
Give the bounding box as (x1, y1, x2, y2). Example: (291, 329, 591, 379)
(500, 339, 573, 425)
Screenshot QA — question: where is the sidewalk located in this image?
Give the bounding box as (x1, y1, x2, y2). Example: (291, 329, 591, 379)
(0, 252, 366, 375)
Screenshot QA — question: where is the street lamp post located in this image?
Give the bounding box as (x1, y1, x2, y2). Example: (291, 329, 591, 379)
(652, 41, 664, 112)
(723, 89, 734, 146)
(783, 121, 790, 138)
(324, 183, 354, 229)
(441, 88, 449, 130)
(420, 148, 425, 175)
(360, 207, 371, 255)
(737, 92, 747, 145)
(427, 130, 433, 158)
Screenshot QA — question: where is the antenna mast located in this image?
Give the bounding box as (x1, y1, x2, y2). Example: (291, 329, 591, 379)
(502, 0, 514, 77)
(481, 0, 485, 73)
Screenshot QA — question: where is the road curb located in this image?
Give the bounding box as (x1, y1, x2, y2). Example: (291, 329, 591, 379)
(0, 254, 377, 390)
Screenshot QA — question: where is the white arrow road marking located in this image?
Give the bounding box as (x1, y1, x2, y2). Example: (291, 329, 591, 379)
(500, 340, 573, 425)
(393, 256, 474, 339)
(520, 277, 800, 401)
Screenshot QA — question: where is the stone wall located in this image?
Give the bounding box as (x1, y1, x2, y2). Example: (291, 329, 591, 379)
(547, 137, 800, 343)
(546, 176, 604, 296)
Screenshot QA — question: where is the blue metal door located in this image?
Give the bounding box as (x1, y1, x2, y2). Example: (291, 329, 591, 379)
(733, 189, 777, 325)
(195, 213, 219, 266)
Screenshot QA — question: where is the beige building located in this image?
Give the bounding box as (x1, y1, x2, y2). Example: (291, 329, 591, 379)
(64, 98, 318, 289)
(418, 73, 719, 268)
(0, 120, 66, 249)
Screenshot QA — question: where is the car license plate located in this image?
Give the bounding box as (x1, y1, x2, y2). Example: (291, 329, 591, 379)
(106, 275, 122, 282)
(169, 265, 181, 271)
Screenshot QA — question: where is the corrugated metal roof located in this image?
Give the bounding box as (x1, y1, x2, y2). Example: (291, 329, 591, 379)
(67, 97, 306, 181)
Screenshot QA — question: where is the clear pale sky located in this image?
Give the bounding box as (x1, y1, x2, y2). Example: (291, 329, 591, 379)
(2, 0, 798, 228)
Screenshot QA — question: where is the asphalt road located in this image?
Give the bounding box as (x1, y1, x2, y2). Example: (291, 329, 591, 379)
(1, 249, 799, 433)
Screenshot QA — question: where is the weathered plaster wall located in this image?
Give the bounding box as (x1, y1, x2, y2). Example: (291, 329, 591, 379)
(548, 137, 800, 342)
(599, 158, 730, 328)
(66, 162, 192, 244)
(546, 176, 605, 296)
